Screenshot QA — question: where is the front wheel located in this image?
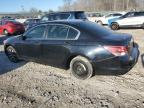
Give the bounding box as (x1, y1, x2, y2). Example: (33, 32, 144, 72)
(70, 56, 93, 80)
(5, 46, 20, 63)
(110, 23, 119, 30)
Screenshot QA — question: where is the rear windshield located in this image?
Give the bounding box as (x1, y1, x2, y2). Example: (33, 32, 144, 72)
(80, 21, 112, 37)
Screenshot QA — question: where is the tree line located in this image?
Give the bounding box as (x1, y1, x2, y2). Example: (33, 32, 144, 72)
(59, 0, 144, 12)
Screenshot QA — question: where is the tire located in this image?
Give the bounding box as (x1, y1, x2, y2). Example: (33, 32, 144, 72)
(97, 20, 103, 25)
(5, 46, 20, 63)
(70, 56, 93, 80)
(110, 23, 119, 30)
(3, 29, 9, 36)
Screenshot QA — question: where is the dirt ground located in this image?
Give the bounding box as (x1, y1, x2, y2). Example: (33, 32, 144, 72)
(0, 28, 144, 108)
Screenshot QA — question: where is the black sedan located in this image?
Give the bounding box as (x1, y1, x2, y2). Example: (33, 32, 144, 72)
(4, 20, 139, 80)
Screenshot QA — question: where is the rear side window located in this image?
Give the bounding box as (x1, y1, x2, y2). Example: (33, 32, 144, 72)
(46, 24, 79, 40)
(47, 25, 69, 39)
(67, 28, 79, 39)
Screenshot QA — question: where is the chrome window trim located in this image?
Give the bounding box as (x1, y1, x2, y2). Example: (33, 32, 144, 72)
(24, 23, 81, 41)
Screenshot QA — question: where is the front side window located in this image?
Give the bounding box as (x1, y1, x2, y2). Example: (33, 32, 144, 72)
(25, 25, 46, 39)
(47, 24, 79, 40)
(122, 12, 134, 18)
(47, 25, 69, 39)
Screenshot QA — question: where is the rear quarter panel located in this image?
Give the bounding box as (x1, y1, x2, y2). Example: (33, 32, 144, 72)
(65, 41, 113, 64)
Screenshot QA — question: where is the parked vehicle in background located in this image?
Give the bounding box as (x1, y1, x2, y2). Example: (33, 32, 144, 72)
(4, 20, 139, 80)
(15, 18, 27, 24)
(108, 11, 144, 30)
(41, 11, 87, 21)
(87, 12, 104, 22)
(96, 13, 123, 25)
(0, 20, 25, 36)
(1, 16, 14, 20)
(27, 11, 88, 29)
(23, 18, 40, 30)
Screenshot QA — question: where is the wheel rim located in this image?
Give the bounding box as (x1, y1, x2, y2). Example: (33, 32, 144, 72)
(6, 47, 18, 62)
(4, 30, 8, 35)
(112, 24, 118, 30)
(72, 61, 88, 78)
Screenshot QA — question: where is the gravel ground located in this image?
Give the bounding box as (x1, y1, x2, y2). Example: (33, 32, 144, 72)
(0, 29, 144, 108)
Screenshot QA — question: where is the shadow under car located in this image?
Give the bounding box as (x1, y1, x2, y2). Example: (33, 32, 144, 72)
(0, 51, 26, 75)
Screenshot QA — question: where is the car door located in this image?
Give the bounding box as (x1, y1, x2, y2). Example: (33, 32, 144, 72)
(117, 12, 135, 26)
(132, 12, 144, 26)
(15, 25, 47, 61)
(41, 24, 80, 66)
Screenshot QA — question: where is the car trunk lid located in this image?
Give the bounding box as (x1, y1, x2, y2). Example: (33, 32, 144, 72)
(100, 33, 134, 56)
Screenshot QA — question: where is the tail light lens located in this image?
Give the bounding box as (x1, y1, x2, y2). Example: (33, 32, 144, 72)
(104, 46, 128, 56)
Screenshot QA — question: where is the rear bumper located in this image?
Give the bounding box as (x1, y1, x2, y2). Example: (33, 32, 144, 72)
(92, 46, 139, 75)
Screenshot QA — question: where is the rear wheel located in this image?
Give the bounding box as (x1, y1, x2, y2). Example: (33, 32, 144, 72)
(3, 29, 9, 36)
(70, 56, 93, 80)
(5, 46, 20, 63)
(110, 23, 119, 30)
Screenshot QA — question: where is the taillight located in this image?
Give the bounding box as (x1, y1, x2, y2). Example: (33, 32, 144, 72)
(104, 46, 128, 56)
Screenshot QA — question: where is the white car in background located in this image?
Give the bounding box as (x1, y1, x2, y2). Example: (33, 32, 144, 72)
(87, 12, 104, 22)
(108, 11, 144, 30)
(96, 13, 123, 25)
